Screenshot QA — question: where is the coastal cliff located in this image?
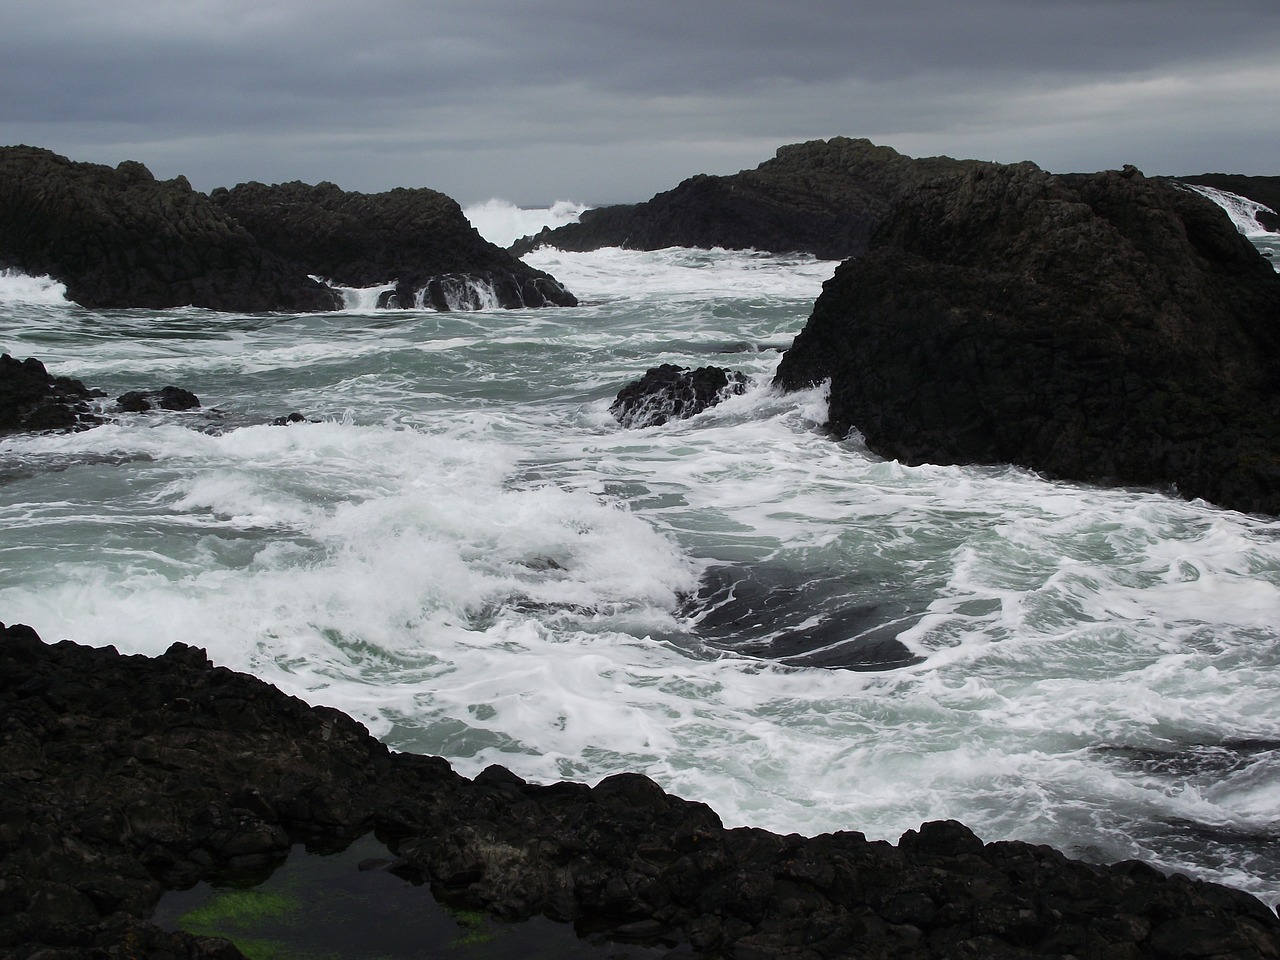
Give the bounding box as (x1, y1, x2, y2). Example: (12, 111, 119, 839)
(775, 162, 1280, 516)
(3, 623, 1278, 959)
(0, 146, 575, 312)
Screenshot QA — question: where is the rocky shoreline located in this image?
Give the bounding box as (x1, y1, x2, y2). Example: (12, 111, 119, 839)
(3, 622, 1278, 959)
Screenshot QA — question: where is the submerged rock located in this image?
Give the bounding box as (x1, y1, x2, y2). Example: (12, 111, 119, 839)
(3, 622, 1279, 959)
(116, 385, 201, 413)
(775, 162, 1280, 516)
(611, 364, 749, 428)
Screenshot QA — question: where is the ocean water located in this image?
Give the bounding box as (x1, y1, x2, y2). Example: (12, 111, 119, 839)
(2, 197, 1279, 909)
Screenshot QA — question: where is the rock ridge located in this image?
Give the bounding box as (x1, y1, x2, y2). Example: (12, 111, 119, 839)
(0, 145, 575, 312)
(512, 137, 976, 260)
(3, 622, 1278, 959)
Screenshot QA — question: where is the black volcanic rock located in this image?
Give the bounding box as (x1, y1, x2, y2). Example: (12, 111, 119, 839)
(116, 385, 201, 413)
(611, 363, 748, 427)
(0, 353, 106, 433)
(0, 146, 341, 312)
(775, 162, 1280, 515)
(513, 137, 974, 259)
(209, 179, 577, 309)
(4, 622, 1280, 959)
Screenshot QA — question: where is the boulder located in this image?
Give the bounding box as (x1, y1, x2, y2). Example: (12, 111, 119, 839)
(116, 385, 201, 413)
(775, 162, 1280, 515)
(0, 146, 341, 312)
(513, 137, 975, 259)
(3, 622, 1279, 958)
(209, 179, 577, 309)
(611, 363, 748, 427)
(0, 353, 106, 433)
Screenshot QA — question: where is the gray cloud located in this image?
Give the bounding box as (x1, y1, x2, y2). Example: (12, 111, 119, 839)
(1, 0, 1276, 203)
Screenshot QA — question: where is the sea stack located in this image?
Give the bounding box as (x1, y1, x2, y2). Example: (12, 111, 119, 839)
(775, 161, 1280, 516)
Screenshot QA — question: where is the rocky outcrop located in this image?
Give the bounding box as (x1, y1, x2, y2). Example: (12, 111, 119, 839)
(0, 146, 576, 312)
(611, 364, 748, 428)
(775, 162, 1280, 516)
(0, 353, 212, 434)
(0, 146, 340, 312)
(116, 385, 200, 413)
(0, 353, 106, 433)
(4, 622, 1279, 959)
(209, 179, 577, 309)
(513, 138, 974, 259)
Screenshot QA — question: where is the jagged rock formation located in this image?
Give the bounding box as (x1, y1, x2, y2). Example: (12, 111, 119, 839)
(611, 364, 748, 428)
(209, 180, 577, 309)
(775, 162, 1280, 515)
(4, 622, 1279, 959)
(0, 146, 576, 312)
(0, 146, 340, 311)
(512, 137, 974, 259)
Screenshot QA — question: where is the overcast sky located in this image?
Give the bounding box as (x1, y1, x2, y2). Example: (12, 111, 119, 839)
(2, 0, 1277, 205)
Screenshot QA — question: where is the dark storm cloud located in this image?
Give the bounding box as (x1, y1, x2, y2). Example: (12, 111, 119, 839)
(1, 0, 1276, 203)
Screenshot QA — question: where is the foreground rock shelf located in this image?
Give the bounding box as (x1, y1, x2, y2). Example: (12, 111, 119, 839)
(3, 622, 1278, 959)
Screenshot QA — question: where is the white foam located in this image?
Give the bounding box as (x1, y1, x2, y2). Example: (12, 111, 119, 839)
(464, 198, 589, 248)
(522, 246, 839, 302)
(1186, 184, 1278, 237)
(0, 268, 71, 305)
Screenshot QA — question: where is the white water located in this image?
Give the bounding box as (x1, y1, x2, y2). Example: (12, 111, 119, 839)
(464, 198, 589, 248)
(1188, 184, 1277, 238)
(2, 237, 1279, 909)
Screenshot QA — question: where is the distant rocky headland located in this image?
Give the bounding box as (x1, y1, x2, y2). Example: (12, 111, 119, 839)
(0, 145, 576, 312)
(5, 622, 1279, 959)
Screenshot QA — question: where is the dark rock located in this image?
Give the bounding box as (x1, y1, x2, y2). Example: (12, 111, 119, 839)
(0, 353, 106, 434)
(611, 364, 748, 428)
(209, 179, 577, 310)
(4, 621, 1278, 959)
(775, 162, 1280, 516)
(0, 145, 577, 313)
(0, 146, 341, 312)
(512, 137, 975, 259)
(116, 385, 201, 413)
(270, 411, 318, 426)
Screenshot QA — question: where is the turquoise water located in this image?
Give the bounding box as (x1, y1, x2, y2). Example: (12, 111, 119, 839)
(2, 240, 1279, 907)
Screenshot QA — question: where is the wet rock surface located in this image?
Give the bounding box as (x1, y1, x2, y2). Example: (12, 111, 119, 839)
(775, 162, 1280, 516)
(611, 364, 749, 428)
(4, 622, 1279, 959)
(0, 353, 106, 433)
(1, 353, 212, 435)
(513, 137, 975, 260)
